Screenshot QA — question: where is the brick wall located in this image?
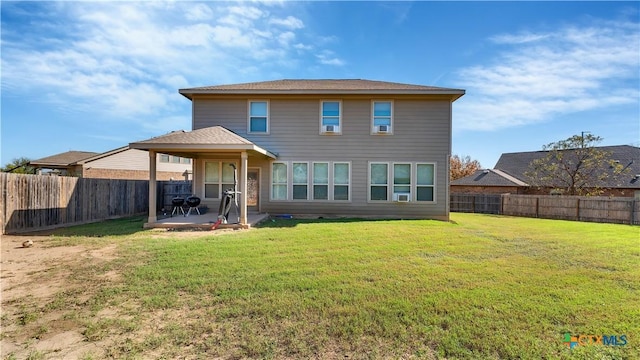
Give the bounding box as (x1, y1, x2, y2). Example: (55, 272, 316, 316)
(83, 168, 188, 181)
(451, 184, 638, 197)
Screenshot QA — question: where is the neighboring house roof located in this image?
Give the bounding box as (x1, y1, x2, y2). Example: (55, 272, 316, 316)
(130, 126, 277, 159)
(451, 169, 529, 187)
(453, 145, 640, 189)
(30, 151, 99, 167)
(75, 146, 130, 164)
(179, 79, 465, 99)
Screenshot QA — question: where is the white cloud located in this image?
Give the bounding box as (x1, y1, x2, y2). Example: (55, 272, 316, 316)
(0, 1, 342, 132)
(185, 3, 213, 21)
(455, 19, 640, 131)
(269, 15, 304, 29)
(490, 32, 550, 44)
(316, 50, 345, 66)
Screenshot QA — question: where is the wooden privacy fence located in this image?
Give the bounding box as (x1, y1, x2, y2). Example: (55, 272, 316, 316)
(450, 194, 501, 214)
(451, 193, 640, 225)
(1, 173, 148, 234)
(157, 180, 193, 212)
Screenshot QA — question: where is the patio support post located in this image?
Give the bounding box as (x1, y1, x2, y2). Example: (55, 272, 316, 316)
(240, 151, 248, 225)
(148, 150, 157, 223)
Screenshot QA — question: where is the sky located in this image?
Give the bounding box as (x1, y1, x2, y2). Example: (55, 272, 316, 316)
(1, 1, 639, 168)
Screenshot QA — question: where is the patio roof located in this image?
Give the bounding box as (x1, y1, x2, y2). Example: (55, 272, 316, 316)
(129, 126, 277, 159)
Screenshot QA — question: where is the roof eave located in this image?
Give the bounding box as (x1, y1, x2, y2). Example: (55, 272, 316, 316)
(129, 142, 277, 159)
(179, 89, 465, 99)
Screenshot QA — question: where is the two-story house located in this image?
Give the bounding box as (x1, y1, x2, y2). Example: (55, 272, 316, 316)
(130, 79, 465, 226)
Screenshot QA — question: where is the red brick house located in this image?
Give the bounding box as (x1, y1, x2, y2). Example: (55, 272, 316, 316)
(451, 145, 640, 197)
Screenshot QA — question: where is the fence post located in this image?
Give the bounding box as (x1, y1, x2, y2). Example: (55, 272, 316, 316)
(535, 197, 539, 218)
(630, 199, 636, 225)
(576, 198, 580, 221)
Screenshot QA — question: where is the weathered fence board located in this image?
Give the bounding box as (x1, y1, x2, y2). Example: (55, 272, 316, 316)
(0, 173, 149, 234)
(452, 193, 639, 225)
(450, 194, 501, 214)
(157, 181, 193, 211)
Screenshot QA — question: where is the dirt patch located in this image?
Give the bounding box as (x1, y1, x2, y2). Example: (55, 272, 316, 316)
(1, 234, 121, 359)
(0, 228, 247, 359)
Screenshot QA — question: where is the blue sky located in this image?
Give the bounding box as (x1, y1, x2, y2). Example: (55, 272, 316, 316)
(2, 1, 639, 168)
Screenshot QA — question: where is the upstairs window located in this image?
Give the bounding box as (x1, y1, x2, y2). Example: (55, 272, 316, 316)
(320, 100, 341, 134)
(372, 101, 393, 134)
(249, 100, 269, 133)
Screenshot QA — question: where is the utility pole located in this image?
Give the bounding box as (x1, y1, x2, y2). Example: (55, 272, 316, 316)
(581, 131, 591, 148)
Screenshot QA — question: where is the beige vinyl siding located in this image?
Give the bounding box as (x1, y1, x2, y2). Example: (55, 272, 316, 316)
(193, 95, 452, 220)
(84, 149, 191, 173)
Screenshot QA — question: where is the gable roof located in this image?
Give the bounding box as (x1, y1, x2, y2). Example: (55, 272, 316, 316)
(452, 145, 640, 189)
(30, 151, 99, 167)
(179, 79, 465, 100)
(129, 126, 277, 159)
(75, 146, 130, 164)
(451, 168, 529, 187)
(495, 145, 639, 187)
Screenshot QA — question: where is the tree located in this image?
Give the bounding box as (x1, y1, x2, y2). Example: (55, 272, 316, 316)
(1, 157, 36, 174)
(524, 134, 627, 196)
(450, 154, 481, 180)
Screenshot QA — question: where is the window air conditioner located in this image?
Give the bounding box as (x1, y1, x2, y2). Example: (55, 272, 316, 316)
(377, 125, 389, 133)
(323, 125, 338, 133)
(393, 193, 410, 202)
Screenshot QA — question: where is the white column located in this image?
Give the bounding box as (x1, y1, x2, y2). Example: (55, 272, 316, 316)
(148, 150, 157, 223)
(240, 151, 248, 225)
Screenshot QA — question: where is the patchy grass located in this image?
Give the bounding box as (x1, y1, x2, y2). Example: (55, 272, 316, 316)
(2, 214, 638, 359)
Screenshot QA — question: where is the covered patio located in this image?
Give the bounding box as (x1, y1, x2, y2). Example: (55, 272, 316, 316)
(146, 211, 270, 230)
(130, 126, 277, 230)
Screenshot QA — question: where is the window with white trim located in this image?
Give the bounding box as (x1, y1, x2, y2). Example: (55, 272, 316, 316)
(416, 163, 435, 202)
(204, 161, 236, 199)
(248, 100, 269, 133)
(368, 162, 437, 202)
(292, 162, 309, 200)
(320, 100, 341, 134)
(313, 162, 329, 200)
(369, 163, 389, 201)
(159, 154, 191, 164)
(271, 162, 288, 200)
(372, 101, 393, 134)
(393, 163, 411, 196)
(333, 162, 350, 201)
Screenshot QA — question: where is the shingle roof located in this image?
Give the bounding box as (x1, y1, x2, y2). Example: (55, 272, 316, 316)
(132, 127, 253, 146)
(494, 145, 640, 187)
(451, 169, 529, 187)
(179, 79, 465, 99)
(453, 145, 640, 189)
(30, 151, 99, 166)
(129, 126, 277, 159)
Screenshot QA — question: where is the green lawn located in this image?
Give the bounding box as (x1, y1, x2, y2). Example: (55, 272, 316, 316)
(12, 214, 640, 359)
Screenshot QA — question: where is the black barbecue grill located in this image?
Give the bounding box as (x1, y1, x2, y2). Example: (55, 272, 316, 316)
(185, 196, 201, 216)
(171, 197, 185, 216)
